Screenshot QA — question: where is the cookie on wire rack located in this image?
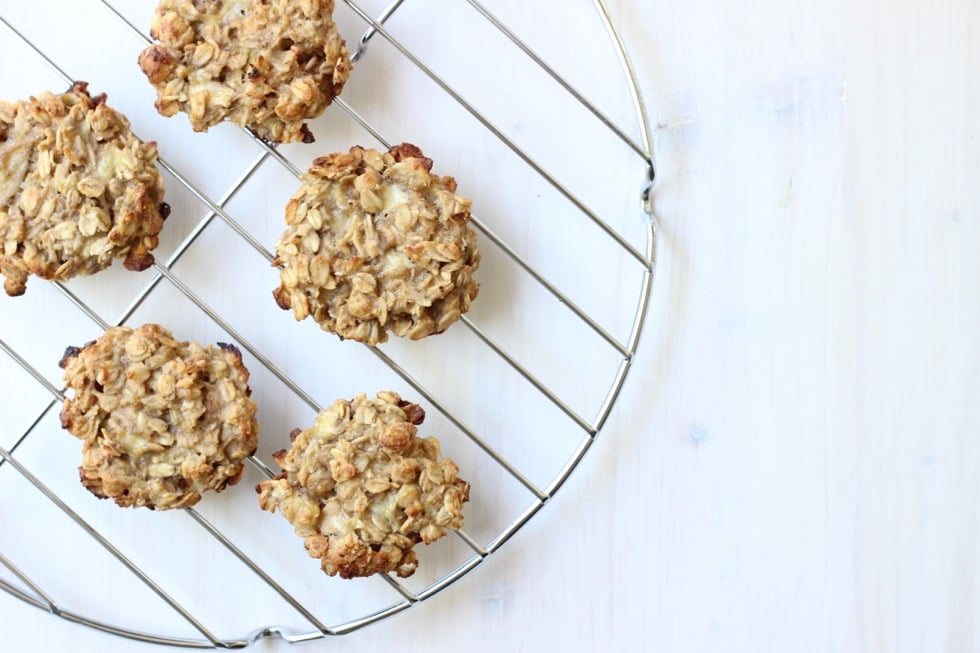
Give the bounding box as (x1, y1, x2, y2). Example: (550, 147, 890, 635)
(0, 82, 168, 297)
(256, 391, 469, 578)
(138, 0, 352, 144)
(273, 143, 481, 345)
(59, 324, 259, 510)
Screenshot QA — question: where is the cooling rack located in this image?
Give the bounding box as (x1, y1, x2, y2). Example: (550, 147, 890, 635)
(0, 0, 656, 647)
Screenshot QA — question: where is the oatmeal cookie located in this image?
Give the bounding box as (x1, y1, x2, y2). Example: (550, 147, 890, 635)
(59, 324, 259, 510)
(139, 0, 351, 143)
(256, 391, 469, 578)
(273, 144, 480, 345)
(0, 82, 168, 297)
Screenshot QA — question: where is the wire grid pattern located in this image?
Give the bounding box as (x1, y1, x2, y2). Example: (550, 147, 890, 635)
(0, 0, 656, 647)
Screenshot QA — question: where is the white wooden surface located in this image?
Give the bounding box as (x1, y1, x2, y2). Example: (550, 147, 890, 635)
(2, 0, 979, 651)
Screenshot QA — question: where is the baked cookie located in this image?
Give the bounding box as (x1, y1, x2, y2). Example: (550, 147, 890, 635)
(273, 144, 481, 345)
(0, 82, 168, 297)
(59, 324, 259, 510)
(139, 0, 351, 143)
(256, 392, 469, 578)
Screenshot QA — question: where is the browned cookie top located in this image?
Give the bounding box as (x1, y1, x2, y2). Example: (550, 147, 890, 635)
(139, 0, 351, 143)
(60, 324, 259, 510)
(256, 391, 469, 578)
(273, 144, 481, 345)
(0, 82, 167, 297)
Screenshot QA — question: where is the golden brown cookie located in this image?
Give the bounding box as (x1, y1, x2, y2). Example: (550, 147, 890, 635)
(256, 391, 469, 578)
(59, 324, 259, 510)
(273, 144, 481, 345)
(139, 0, 351, 143)
(0, 82, 168, 297)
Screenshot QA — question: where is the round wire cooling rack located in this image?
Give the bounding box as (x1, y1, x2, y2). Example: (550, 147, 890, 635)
(0, 0, 657, 647)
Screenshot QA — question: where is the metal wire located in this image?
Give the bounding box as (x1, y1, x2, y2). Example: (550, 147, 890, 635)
(0, 0, 657, 646)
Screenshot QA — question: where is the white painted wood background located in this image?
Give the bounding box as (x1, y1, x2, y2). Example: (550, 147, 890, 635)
(2, 0, 978, 651)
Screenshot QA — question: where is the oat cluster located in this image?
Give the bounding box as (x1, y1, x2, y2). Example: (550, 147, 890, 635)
(273, 144, 481, 345)
(59, 324, 259, 510)
(0, 82, 168, 297)
(139, 0, 351, 143)
(256, 391, 469, 578)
